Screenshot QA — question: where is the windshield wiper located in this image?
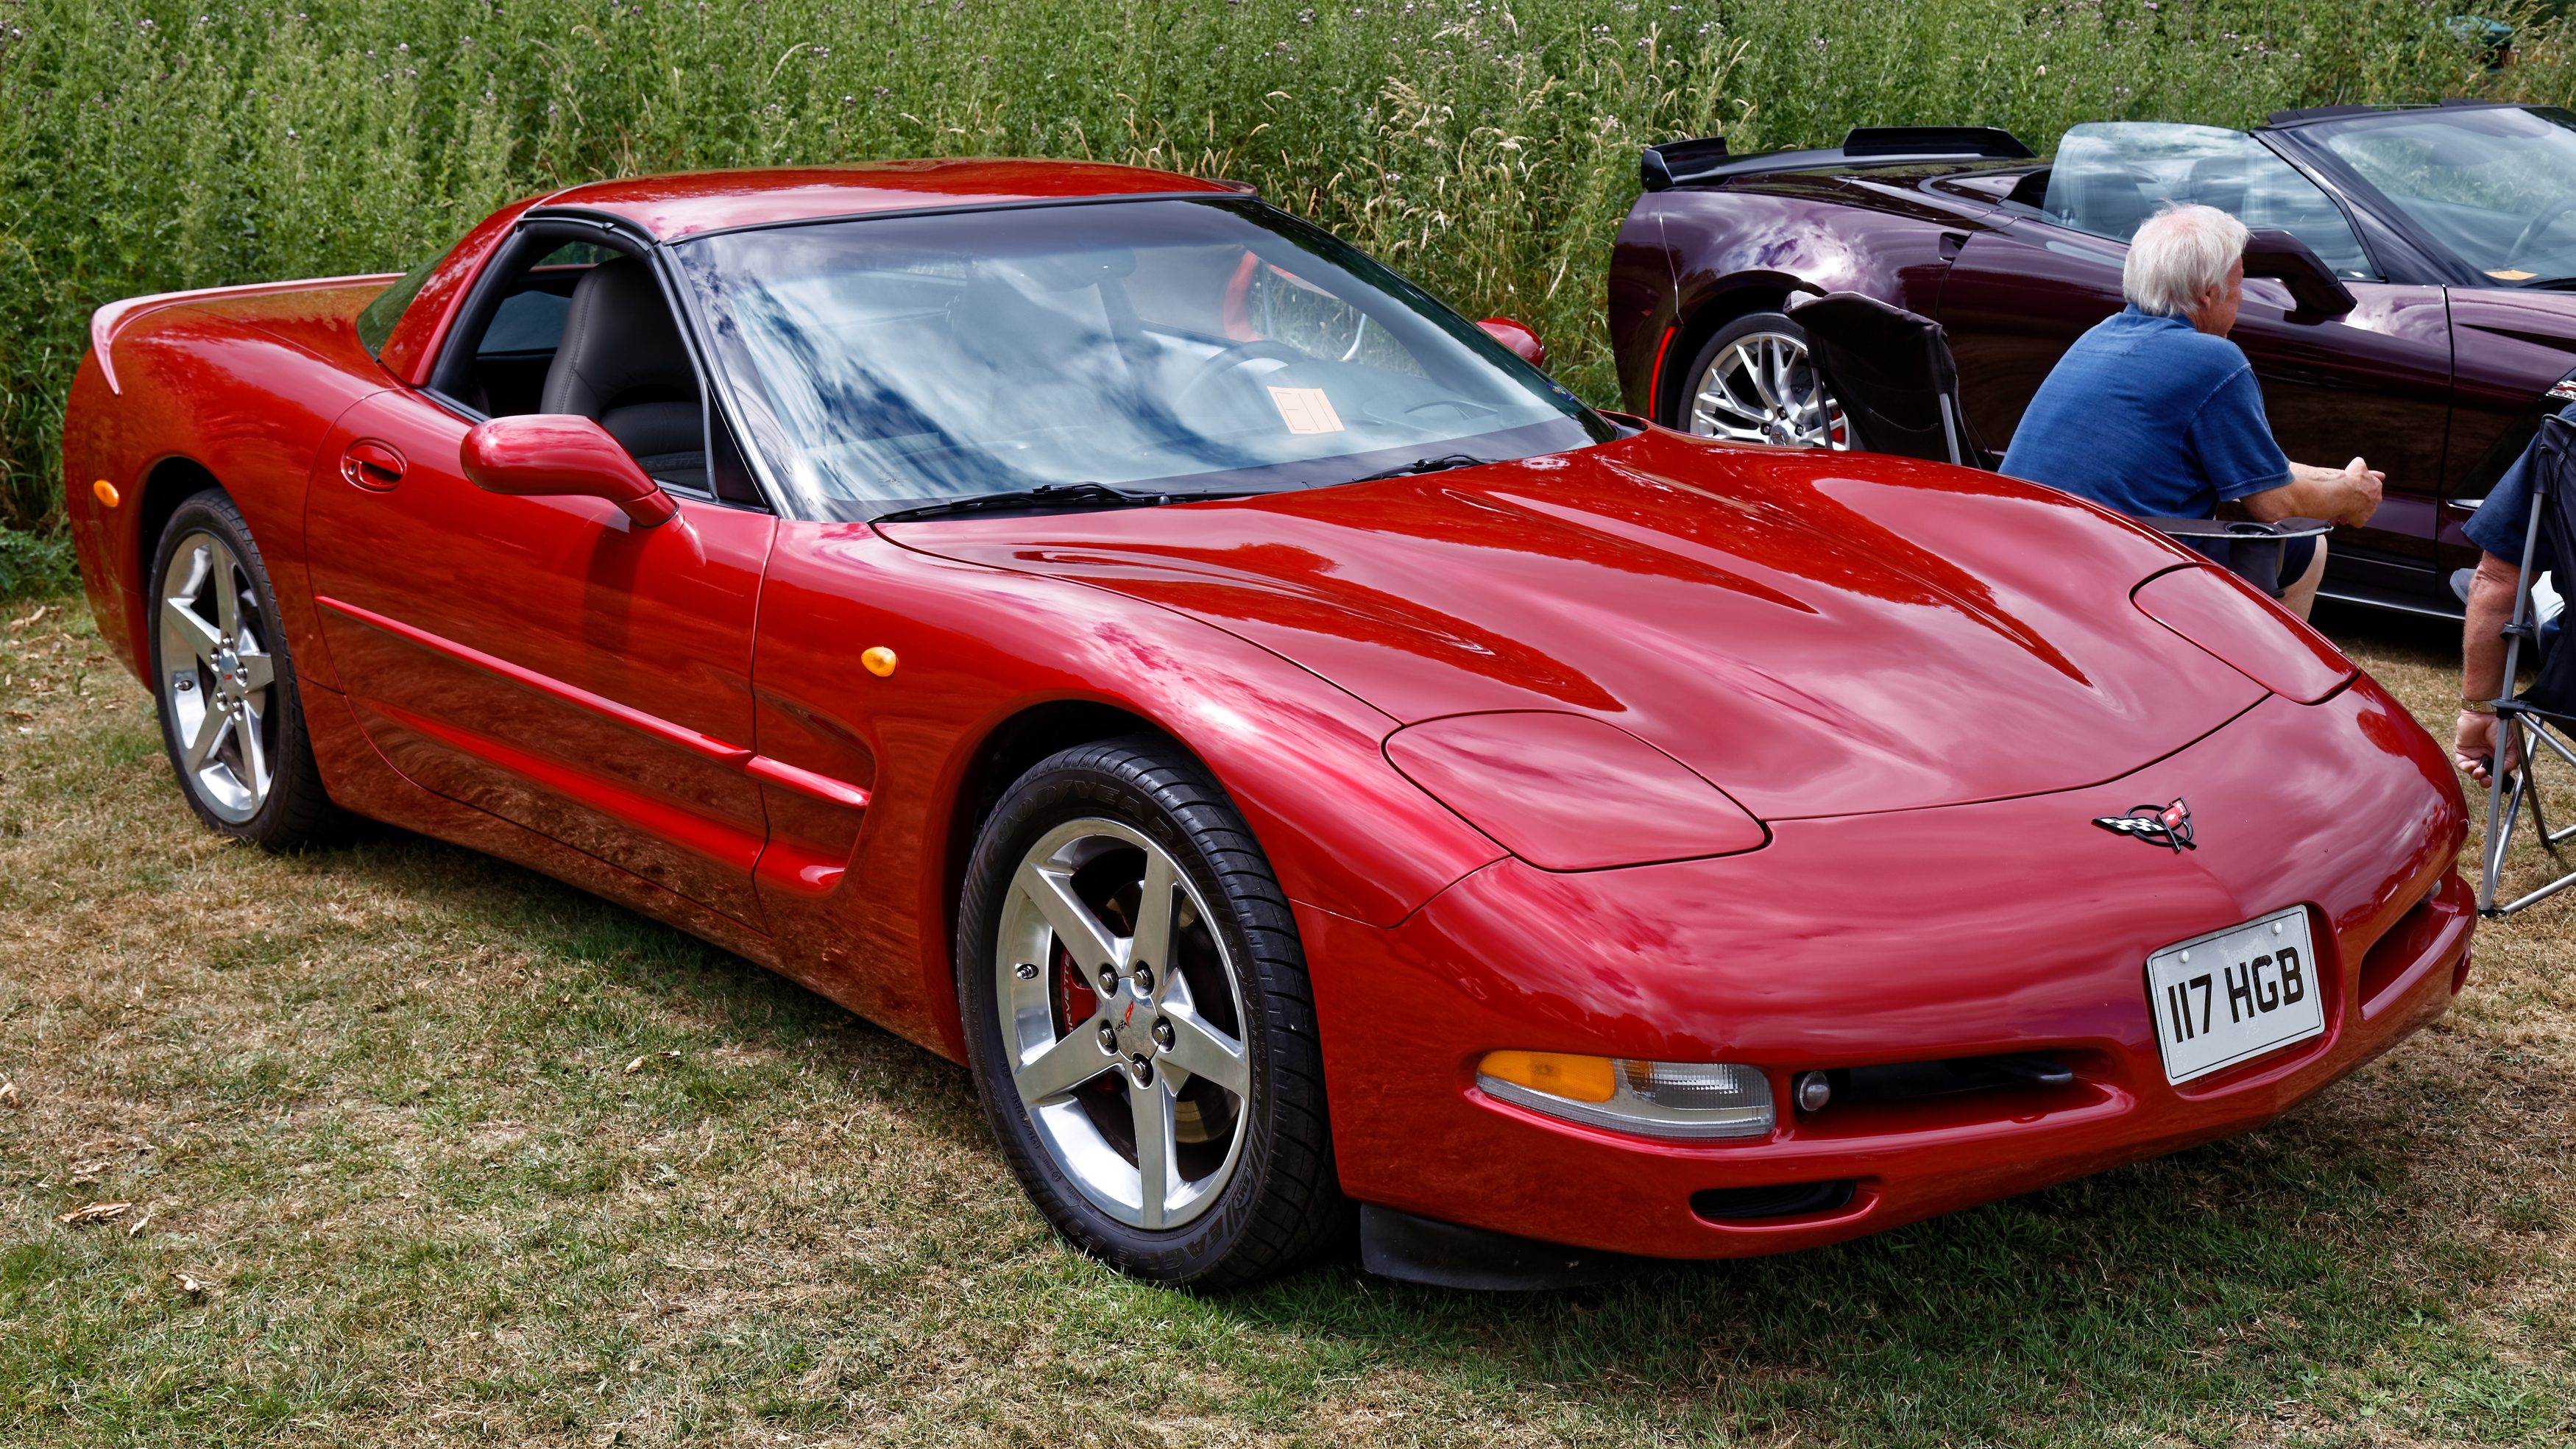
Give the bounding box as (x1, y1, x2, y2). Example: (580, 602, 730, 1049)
(1342, 453, 1491, 485)
(872, 483, 1247, 523)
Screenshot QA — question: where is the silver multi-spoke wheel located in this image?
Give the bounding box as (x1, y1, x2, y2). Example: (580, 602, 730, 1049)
(997, 818, 1252, 1230)
(1686, 328, 1850, 450)
(962, 737, 1337, 1285)
(157, 529, 277, 824)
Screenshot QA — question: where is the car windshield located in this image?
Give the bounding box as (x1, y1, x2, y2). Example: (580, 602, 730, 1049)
(2042, 121, 2378, 280)
(2310, 105, 2576, 285)
(672, 197, 1607, 520)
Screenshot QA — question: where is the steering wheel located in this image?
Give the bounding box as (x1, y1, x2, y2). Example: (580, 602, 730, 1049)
(1172, 339, 1311, 412)
(2506, 196, 2576, 269)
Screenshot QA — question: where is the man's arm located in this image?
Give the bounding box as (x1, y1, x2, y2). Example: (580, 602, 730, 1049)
(2455, 550, 2523, 786)
(2242, 457, 2384, 526)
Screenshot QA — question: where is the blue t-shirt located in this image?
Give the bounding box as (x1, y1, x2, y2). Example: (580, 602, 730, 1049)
(2463, 401, 2575, 559)
(1999, 305, 2293, 519)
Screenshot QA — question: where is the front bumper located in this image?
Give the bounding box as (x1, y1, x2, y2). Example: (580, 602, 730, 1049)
(1306, 679, 2471, 1260)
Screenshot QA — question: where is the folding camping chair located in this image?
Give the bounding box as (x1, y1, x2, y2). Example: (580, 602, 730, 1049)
(1786, 290, 1990, 468)
(2476, 411, 2576, 915)
(1786, 289, 2330, 600)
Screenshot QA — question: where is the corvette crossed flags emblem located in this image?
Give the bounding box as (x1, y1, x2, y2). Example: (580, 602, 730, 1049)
(2093, 798, 2196, 852)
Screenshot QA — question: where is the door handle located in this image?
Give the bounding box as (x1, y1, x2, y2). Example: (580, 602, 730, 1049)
(341, 439, 406, 491)
(2445, 495, 2485, 513)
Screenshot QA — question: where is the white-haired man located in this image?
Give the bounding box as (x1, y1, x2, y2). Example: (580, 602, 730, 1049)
(2000, 204, 2383, 618)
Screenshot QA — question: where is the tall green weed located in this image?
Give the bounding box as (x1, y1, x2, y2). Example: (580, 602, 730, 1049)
(0, 0, 2561, 534)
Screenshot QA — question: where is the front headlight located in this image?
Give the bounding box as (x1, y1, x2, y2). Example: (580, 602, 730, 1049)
(1476, 1049, 1776, 1140)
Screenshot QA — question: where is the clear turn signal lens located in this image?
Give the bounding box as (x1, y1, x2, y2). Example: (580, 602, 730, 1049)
(1477, 1051, 1774, 1140)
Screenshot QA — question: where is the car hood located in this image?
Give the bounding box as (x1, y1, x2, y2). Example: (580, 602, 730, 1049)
(884, 429, 2269, 820)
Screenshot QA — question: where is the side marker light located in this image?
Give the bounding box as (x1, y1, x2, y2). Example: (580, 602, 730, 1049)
(92, 479, 120, 509)
(861, 646, 898, 678)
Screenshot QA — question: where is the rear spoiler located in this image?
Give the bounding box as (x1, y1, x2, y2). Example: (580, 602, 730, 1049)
(88, 274, 397, 395)
(1640, 126, 2037, 191)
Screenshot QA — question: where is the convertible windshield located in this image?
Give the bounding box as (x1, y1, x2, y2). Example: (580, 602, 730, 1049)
(2310, 105, 2576, 285)
(2042, 121, 2377, 280)
(673, 197, 1606, 520)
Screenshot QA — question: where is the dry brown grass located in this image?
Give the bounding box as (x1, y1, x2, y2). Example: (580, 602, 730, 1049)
(1, 592, 2569, 1447)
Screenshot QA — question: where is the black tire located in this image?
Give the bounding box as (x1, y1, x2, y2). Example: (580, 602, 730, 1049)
(1663, 308, 1842, 447)
(145, 489, 342, 850)
(955, 736, 1340, 1287)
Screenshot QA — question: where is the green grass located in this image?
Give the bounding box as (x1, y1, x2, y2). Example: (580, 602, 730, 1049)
(0, 0, 2566, 533)
(1, 596, 2572, 1445)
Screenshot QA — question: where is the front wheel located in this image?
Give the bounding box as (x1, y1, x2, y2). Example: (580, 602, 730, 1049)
(1669, 311, 1850, 449)
(956, 737, 1340, 1287)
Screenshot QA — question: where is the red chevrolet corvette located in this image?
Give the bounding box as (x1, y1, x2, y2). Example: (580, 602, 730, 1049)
(64, 161, 2474, 1289)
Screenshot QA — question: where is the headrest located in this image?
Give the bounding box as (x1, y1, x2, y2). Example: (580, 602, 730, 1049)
(540, 257, 697, 419)
(947, 267, 1117, 376)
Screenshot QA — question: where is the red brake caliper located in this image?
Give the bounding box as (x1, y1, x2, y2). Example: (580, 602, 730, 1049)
(1050, 943, 1114, 1098)
(1052, 942, 1099, 1038)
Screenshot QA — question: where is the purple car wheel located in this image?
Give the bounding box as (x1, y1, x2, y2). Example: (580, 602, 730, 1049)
(1674, 311, 1850, 449)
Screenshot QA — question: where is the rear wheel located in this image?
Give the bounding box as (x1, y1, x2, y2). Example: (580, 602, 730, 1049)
(956, 737, 1340, 1287)
(1671, 311, 1849, 448)
(146, 490, 340, 849)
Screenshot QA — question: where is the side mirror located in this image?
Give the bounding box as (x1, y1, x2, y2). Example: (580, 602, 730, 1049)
(460, 414, 676, 527)
(2241, 228, 2356, 322)
(1477, 316, 1548, 369)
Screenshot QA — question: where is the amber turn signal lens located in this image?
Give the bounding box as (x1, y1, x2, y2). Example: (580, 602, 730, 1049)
(91, 479, 120, 509)
(861, 646, 898, 677)
(1476, 1049, 1616, 1103)
(1478, 1053, 1776, 1139)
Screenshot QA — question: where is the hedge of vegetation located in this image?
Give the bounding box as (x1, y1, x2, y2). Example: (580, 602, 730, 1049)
(0, 0, 2564, 551)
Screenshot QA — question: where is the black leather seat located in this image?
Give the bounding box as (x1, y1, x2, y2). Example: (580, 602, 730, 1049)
(540, 257, 707, 491)
(946, 269, 1122, 380)
(2056, 166, 2151, 241)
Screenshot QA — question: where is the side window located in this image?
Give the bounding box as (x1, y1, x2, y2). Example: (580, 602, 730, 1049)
(2042, 122, 2379, 280)
(442, 233, 759, 506)
(357, 252, 442, 358)
(461, 241, 616, 418)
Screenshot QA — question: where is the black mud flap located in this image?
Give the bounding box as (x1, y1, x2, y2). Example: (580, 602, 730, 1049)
(1357, 1204, 1649, 1291)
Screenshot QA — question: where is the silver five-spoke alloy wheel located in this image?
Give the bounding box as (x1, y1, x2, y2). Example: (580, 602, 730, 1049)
(1686, 329, 1850, 450)
(157, 530, 277, 823)
(997, 818, 1253, 1230)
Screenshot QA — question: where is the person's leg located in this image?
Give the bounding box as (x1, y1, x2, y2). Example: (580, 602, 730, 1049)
(2280, 535, 2326, 619)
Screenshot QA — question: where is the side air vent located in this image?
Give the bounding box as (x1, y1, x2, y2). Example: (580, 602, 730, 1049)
(1823, 1051, 2073, 1106)
(1691, 1180, 1858, 1222)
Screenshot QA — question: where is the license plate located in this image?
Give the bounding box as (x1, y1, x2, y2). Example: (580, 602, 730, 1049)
(2146, 906, 2325, 1084)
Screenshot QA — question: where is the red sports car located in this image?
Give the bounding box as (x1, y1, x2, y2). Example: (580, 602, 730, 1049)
(65, 161, 2474, 1289)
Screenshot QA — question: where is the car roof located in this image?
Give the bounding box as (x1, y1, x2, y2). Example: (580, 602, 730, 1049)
(536, 160, 1245, 241)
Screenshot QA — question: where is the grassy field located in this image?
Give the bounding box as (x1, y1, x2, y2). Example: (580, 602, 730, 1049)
(0, 592, 2569, 1447)
(2, 0, 2572, 536)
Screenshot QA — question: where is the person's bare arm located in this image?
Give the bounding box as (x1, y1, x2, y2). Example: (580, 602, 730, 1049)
(2242, 456, 2385, 526)
(2454, 550, 2523, 785)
